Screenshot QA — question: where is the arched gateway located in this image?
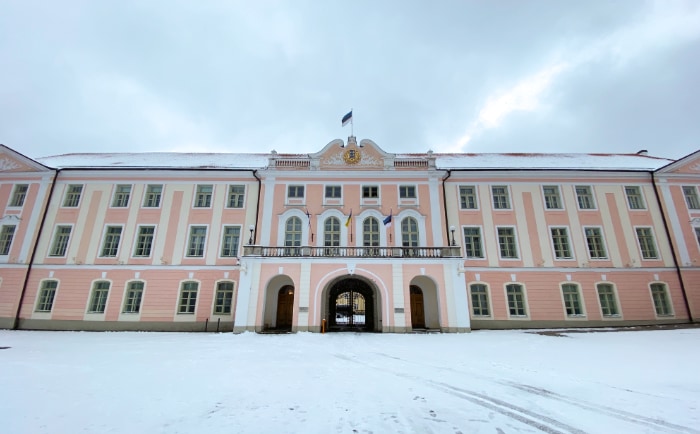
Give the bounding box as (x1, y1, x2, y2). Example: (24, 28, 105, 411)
(323, 277, 381, 332)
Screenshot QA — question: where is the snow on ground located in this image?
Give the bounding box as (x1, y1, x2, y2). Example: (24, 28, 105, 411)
(1, 328, 698, 434)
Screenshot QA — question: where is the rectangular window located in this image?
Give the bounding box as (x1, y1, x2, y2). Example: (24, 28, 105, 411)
(325, 185, 341, 199)
(287, 185, 305, 199)
(88, 281, 110, 313)
(220, 226, 241, 257)
(562, 283, 583, 316)
(470, 284, 490, 316)
(100, 226, 122, 257)
(459, 186, 477, 209)
(195, 185, 213, 207)
(550, 227, 572, 259)
(635, 227, 658, 259)
(575, 185, 595, 210)
(506, 284, 526, 316)
(63, 184, 83, 207)
(49, 226, 72, 257)
(650, 283, 672, 316)
(133, 226, 155, 257)
(491, 186, 510, 209)
(227, 185, 245, 208)
(187, 226, 207, 257)
(214, 281, 234, 315)
(0, 225, 16, 255)
(682, 186, 700, 210)
(178, 281, 199, 314)
(143, 184, 162, 207)
(362, 185, 379, 198)
(10, 184, 29, 207)
(543, 186, 562, 209)
(36, 280, 58, 312)
(111, 184, 131, 207)
(584, 227, 607, 259)
(497, 227, 518, 259)
(625, 186, 645, 210)
(463, 227, 483, 258)
(596, 283, 619, 317)
(123, 281, 144, 313)
(399, 185, 416, 199)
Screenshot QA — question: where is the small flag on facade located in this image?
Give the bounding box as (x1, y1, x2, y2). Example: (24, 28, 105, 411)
(383, 210, 392, 228)
(341, 110, 353, 127)
(306, 208, 311, 227)
(345, 209, 352, 227)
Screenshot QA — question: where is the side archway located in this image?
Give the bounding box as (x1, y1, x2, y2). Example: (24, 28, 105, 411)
(262, 275, 295, 331)
(409, 276, 441, 330)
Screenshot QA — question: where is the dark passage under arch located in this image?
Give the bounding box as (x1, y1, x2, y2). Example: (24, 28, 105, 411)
(327, 278, 375, 332)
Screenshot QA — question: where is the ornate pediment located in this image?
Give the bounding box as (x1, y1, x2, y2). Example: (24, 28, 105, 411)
(0, 145, 52, 173)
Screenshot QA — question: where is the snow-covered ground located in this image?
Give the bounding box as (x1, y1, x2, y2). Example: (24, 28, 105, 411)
(1, 327, 698, 434)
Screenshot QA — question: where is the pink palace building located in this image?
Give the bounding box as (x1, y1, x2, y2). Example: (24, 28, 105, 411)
(1, 138, 699, 333)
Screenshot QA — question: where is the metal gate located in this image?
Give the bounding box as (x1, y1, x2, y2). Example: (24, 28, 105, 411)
(328, 278, 375, 332)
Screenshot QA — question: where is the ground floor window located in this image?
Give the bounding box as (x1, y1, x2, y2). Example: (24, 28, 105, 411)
(36, 280, 58, 312)
(506, 284, 527, 316)
(470, 284, 490, 316)
(562, 283, 584, 316)
(123, 281, 144, 313)
(178, 281, 199, 314)
(596, 283, 619, 317)
(214, 282, 234, 314)
(88, 281, 110, 313)
(650, 283, 673, 316)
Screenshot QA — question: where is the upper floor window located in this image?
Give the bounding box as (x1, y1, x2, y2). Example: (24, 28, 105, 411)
(543, 186, 562, 209)
(362, 186, 379, 199)
(9, 184, 28, 207)
(682, 186, 700, 210)
(133, 226, 155, 257)
(100, 226, 123, 257)
(463, 227, 483, 258)
(575, 185, 596, 210)
(401, 217, 419, 249)
(227, 185, 245, 208)
(63, 184, 83, 207)
(625, 186, 646, 210)
(363, 217, 380, 251)
(459, 186, 477, 209)
(49, 225, 72, 257)
(195, 185, 213, 208)
(491, 186, 510, 209)
(584, 227, 607, 259)
(635, 227, 658, 259)
(143, 184, 162, 207)
(551, 227, 572, 259)
(287, 185, 305, 199)
(497, 227, 518, 259)
(112, 185, 131, 207)
(0, 225, 16, 255)
(284, 217, 302, 255)
(324, 217, 341, 249)
(187, 226, 207, 257)
(325, 186, 341, 199)
(220, 226, 241, 257)
(399, 185, 416, 199)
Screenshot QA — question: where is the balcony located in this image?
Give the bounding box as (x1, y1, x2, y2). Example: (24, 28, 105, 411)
(242, 246, 462, 258)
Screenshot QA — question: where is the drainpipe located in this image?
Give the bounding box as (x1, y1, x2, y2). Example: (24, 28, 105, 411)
(651, 171, 693, 322)
(252, 169, 261, 245)
(13, 169, 60, 329)
(441, 170, 452, 247)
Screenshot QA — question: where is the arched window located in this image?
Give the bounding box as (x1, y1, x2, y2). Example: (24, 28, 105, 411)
(324, 217, 341, 255)
(363, 217, 379, 256)
(402, 217, 419, 256)
(285, 216, 302, 255)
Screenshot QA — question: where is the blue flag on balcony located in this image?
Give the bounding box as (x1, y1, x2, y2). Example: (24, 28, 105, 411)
(383, 210, 392, 228)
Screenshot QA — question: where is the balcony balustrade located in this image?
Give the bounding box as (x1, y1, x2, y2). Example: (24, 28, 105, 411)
(242, 245, 461, 258)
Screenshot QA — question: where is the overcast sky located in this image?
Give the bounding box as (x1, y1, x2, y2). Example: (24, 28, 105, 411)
(1, 0, 699, 160)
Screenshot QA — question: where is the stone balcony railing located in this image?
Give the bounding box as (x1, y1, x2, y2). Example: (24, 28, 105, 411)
(242, 245, 462, 258)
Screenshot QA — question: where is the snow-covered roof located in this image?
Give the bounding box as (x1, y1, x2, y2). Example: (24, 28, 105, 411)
(37, 151, 674, 171)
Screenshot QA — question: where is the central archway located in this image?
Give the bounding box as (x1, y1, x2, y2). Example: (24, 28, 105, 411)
(325, 277, 380, 332)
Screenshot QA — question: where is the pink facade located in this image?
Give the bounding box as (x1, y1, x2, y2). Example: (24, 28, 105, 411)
(1, 141, 698, 333)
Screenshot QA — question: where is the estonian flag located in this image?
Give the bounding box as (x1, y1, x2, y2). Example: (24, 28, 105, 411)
(306, 208, 311, 227)
(383, 211, 392, 228)
(341, 110, 353, 127)
(345, 209, 352, 227)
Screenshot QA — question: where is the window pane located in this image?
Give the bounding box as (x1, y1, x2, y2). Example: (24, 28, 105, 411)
(0, 225, 16, 255)
(144, 185, 162, 207)
(227, 185, 245, 208)
(10, 184, 29, 207)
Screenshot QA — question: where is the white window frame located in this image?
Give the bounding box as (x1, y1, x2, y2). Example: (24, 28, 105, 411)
(35, 279, 59, 313)
(212, 280, 235, 316)
(505, 283, 528, 318)
(682, 186, 700, 210)
(143, 184, 163, 208)
(649, 282, 674, 317)
(596, 282, 621, 318)
(219, 225, 242, 258)
(9, 184, 29, 207)
(624, 185, 646, 210)
(542, 185, 563, 210)
(583, 226, 608, 260)
(399, 185, 417, 199)
(62, 184, 84, 207)
(132, 225, 156, 258)
(496, 226, 519, 260)
(194, 184, 213, 208)
(111, 184, 132, 208)
(463, 226, 484, 259)
(121, 280, 145, 315)
(48, 224, 73, 257)
(226, 185, 246, 208)
(469, 282, 491, 317)
(550, 226, 574, 260)
(177, 281, 199, 315)
(0, 224, 16, 256)
(186, 225, 208, 258)
(634, 226, 659, 260)
(99, 225, 124, 258)
(86, 280, 111, 314)
(561, 282, 586, 318)
(574, 185, 596, 210)
(491, 185, 511, 210)
(459, 185, 478, 210)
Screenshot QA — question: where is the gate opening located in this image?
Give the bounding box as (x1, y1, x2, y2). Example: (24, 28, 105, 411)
(327, 277, 377, 332)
